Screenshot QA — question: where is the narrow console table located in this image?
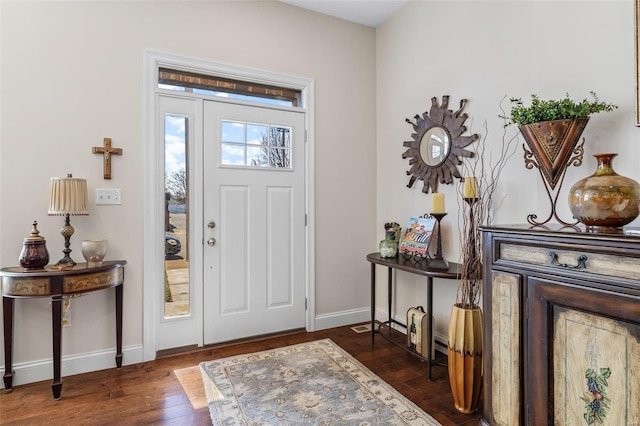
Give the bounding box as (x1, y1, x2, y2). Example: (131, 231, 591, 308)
(1, 260, 126, 399)
(366, 252, 460, 379)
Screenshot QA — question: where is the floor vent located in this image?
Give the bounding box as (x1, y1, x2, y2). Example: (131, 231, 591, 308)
(350, 323, 372, 334)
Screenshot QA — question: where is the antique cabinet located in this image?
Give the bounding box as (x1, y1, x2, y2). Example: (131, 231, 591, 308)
(480, 225, 640, 426)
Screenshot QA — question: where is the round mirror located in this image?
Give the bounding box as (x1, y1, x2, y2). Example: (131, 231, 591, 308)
(419, 126, 450, 167)
(402, 96, 479, 193)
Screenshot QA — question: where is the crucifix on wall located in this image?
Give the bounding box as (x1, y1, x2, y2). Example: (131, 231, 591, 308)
(92, 138, 123, 180)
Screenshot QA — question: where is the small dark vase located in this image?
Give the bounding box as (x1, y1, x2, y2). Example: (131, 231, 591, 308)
(568, 153, 640, 228)
(19, 221, 50, 270)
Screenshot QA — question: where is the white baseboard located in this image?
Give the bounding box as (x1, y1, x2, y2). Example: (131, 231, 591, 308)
(314, 307, 449, 355)
(434, 337, 448, 355)
(314, 307, 370, 330)
(0, 345, 143, 389)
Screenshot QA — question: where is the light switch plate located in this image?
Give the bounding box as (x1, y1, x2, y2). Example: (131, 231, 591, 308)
(96, 188, 121, 205)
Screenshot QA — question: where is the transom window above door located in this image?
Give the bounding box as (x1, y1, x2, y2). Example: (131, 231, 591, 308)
(221, 121, 292, 169)
(158, 68, 301, 107)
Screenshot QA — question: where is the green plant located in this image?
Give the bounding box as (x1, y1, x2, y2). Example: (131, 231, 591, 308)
(503, 91, 618, 126)
(384, 222, 401, 241)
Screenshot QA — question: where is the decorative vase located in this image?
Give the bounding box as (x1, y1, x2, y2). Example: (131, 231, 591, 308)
(19, 221, 50, 270)
(81, 239, 108, 267)
(568, 153, 640, 228)
(448, 303, 483, 414)
(379, 236, 397, 258)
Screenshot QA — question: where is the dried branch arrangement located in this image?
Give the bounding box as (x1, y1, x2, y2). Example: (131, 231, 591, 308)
(456, 106, 519, 308)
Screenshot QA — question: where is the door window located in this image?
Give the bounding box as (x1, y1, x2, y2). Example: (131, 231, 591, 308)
(220, 120, 292, 168)
(164, 115, 190, 317)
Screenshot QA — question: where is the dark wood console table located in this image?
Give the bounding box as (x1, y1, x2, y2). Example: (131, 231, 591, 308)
(366, 253, 460, 379)
(1, 260, 126, 399)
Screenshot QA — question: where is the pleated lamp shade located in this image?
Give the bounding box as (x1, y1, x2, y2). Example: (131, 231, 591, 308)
(48, 175, 89, 216)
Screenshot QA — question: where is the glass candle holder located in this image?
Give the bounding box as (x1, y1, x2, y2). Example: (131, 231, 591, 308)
(81, 239, 108, 267)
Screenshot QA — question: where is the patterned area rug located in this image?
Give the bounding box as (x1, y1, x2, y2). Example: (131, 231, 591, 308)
(199, 338, 441, 425)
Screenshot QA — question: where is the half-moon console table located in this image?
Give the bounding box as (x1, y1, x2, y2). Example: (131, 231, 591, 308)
(1, 260, 126, 399)
(366, 252, 460, 380)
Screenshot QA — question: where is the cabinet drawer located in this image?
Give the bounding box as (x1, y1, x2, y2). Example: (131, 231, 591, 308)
(1, 276, 51, 296)
(498, 243, 640, 281)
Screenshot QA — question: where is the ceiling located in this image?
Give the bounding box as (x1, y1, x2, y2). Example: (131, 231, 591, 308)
(278, 0, 406, 27)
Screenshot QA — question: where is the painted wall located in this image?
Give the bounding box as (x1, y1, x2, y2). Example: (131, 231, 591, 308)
(0, 1, 377, 381)
(376, 0, 638, 342)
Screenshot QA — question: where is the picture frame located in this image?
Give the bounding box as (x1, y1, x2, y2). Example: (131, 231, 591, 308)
(398, 216, 436, 256)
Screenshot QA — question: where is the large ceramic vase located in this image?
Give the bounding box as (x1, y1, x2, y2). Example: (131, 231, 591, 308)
(448, 303, 483, 414)
(568, 153, 640, 228)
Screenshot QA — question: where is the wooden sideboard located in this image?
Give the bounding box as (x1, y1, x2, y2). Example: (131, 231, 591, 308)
(480, 225, 640, 425)
(1, 260, 126, 399)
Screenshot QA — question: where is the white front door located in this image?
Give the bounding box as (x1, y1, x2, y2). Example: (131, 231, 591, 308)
(203, 100, 306, 344)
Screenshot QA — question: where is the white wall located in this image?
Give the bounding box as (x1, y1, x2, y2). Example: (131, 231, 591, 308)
(0, 0, 376, 383)
(376, 0, 638, 341)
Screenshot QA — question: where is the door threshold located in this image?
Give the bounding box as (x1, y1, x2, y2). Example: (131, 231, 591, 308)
(155, 327, 306, 359)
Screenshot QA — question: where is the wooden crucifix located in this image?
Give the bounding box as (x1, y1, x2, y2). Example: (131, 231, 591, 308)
(92, 137, 123, 180)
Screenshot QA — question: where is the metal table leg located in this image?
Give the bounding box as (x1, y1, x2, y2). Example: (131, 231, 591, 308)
(370, 263, 376, 345)
(427, 276, 434, 380)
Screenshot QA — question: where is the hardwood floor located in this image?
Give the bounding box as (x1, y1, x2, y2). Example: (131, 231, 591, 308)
(0, 324, 482, 425)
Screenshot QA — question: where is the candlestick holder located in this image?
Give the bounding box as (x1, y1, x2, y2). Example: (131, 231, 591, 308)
(427, 212, 449, 270)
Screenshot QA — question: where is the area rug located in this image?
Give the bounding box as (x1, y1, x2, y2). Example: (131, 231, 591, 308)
(199, 338, 441, 425)
(174, 366, 209, 409)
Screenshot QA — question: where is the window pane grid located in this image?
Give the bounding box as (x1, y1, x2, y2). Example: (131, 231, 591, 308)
(220, 120, 292, 169)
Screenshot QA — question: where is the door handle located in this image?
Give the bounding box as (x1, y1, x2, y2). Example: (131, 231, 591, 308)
(208, 221, 216, 229)
(207, 238, 216, 246)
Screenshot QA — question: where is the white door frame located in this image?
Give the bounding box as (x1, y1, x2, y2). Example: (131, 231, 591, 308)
(142, 50, 316, 361)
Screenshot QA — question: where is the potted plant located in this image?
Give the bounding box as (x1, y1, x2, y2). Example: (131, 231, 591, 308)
(505, 91, 617, 126)
(501, 92, 618, 225)
(379, 222, 401, 258)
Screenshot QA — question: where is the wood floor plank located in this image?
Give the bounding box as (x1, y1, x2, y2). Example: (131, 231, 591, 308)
(0, 324, 482, 425)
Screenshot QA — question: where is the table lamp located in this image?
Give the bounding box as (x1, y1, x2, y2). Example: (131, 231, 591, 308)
(48, 174, 89, 266)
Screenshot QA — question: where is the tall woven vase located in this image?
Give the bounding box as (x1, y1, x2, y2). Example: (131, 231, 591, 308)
(448, 303, 483, 414)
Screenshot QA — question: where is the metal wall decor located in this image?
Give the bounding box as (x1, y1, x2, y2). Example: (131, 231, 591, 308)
(402, 96, 479, 193)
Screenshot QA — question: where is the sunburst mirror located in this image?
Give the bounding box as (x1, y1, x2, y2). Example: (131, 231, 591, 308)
(402, 96, 479, 193)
